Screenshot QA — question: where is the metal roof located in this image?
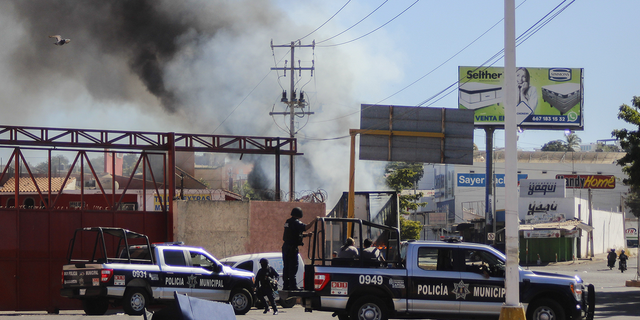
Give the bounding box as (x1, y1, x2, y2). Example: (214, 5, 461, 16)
(519, 219, 594, 232)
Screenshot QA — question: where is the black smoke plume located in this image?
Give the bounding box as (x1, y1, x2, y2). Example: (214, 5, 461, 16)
(6, 0, 274, 113)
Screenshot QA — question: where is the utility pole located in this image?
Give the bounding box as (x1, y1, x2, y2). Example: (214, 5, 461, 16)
(270, 40, 315, 202)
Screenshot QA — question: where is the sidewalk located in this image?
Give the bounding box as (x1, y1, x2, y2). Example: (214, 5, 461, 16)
(522, 252, 625, 267)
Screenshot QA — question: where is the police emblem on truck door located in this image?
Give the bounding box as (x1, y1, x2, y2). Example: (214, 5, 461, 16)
(409, 247, 460, 313)
(188, 251, 228, 301)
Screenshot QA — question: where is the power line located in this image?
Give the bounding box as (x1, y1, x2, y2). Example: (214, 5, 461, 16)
(212, 70, 272, 134)
(317, 0, 420, 48)
(297, 0, 352, 42)
(417, 0, 574, 108)
(299, 0, 573, 142)
(316, 0, 389, 45)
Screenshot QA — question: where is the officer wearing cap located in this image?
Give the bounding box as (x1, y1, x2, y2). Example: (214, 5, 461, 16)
(282, 207, 316, 290)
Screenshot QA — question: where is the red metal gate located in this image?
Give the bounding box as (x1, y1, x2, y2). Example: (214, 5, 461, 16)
(0, 209, 167, 312)
(0, 125, 297, 312)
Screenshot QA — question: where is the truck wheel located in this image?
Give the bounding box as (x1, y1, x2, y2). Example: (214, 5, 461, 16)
(350, 296, 388, 320)
(279, 297, 296, 308)
(527, 298, 565, 320)
(82, 298, 109, 315)
(123, 288, 149, 316)
(230, 288, 253, 315)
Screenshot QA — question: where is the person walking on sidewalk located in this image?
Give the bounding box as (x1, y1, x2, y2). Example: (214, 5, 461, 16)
(607, 249, 617, 269)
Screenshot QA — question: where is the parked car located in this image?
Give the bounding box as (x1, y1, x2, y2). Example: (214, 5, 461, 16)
(219, 252, 304, 308)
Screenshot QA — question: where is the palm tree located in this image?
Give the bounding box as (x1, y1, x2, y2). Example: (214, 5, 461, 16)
(565, 133, 581, 152)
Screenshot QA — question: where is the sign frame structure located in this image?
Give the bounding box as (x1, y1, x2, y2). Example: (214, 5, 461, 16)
(458, 66, 584, 130)
(349, 105, 475, 218)
(358, 104, 475, 164)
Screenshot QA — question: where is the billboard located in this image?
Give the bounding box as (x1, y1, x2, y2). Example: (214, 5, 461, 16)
(458, 66, 583, 129)
(555, 174, 615, 189)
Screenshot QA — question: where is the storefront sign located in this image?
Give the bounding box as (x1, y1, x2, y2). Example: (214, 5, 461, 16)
(524, 230, 561, 238)
(457, 173, 528, 187)
(520, 179, 566, 198)
(555, 174, 615, 189)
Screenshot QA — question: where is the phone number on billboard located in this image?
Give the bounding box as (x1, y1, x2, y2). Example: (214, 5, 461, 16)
(531, 115, 567, 122)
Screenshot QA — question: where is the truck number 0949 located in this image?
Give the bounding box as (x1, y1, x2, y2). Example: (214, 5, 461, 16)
(359, 275, 383, 285)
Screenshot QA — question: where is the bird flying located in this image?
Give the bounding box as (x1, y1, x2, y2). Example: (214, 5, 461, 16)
(49, 35, 71, 45)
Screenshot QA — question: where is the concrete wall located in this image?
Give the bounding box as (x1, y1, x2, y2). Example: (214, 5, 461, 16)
(174, 200, 251, 259)
(173, 200, 326, 260)
(247, 201, 325, 257)
(588, 208, 626, 256)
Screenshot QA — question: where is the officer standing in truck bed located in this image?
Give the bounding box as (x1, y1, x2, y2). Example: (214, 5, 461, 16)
(282, 207, 316, 290)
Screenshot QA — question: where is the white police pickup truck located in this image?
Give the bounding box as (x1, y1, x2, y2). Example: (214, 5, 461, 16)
(60, 227, 255, 316)
(297, 218, 595, 320)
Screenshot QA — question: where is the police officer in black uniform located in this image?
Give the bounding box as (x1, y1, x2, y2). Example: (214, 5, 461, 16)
(282, 207, 316, 290)
(256, 258, 279, 315)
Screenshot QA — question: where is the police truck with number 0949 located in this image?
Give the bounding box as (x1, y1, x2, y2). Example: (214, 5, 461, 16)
(292, 218, 594, 320)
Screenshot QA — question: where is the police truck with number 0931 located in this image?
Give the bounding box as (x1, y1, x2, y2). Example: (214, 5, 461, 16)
(60, 227, 255, 316)
(293, 218, 594, 320)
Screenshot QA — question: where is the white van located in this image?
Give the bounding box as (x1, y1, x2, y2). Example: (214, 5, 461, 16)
(219, 252, 304, 308)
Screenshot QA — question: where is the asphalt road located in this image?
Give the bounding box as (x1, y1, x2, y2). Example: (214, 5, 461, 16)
(3, 254, 638, 320)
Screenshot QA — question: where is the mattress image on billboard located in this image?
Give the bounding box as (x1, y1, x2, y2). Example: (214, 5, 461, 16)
(541, 83, 580, 114)
(459, 82, 503, 110)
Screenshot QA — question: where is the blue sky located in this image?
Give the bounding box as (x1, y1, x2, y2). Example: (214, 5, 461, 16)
(276, 0, 639, 151)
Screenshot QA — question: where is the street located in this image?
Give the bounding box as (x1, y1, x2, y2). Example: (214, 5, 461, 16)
(2, 254, 638, 320)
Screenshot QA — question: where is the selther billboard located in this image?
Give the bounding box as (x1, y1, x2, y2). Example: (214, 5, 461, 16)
(458, 66, 583, 129)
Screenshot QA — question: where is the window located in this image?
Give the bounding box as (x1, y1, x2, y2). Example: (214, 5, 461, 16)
(24, 197, 35, 208)
(164, 250, 187, 266)
(235, 261, 253, 272)
(463, 249, 505, 277)
(190, 251, 215, 268)
(417, 247, 453, 271)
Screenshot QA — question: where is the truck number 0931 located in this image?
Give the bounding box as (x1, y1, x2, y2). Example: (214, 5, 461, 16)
(132, 270, 147, 278)
(359, 275, 383, 285)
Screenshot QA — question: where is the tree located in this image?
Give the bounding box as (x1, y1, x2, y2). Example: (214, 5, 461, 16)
(613, 96, 640, 217)
(400, 216, 422, 240)
(384, 162, 427, 214)
(565, 132, 582, 151)
(541, 140, 566, 151)
(625, 188, 640, 218)
(595, 143, 620, 152)
(540, 133, 582, 152)
(34, 155, 70, 174)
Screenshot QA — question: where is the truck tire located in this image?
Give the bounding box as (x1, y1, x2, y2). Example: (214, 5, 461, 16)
(82, 298, 109, 315)
(350, 296, 388, 320)
(123, 288, 149, 316)
(230, 288, 253, 315)
(279, 297, 296, 308)
(526, 298, 565, 320)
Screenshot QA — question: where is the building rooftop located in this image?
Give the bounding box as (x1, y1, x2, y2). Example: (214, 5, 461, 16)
(474, 151, 624, 164)
(0, 177, 76, 193)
